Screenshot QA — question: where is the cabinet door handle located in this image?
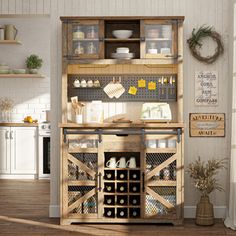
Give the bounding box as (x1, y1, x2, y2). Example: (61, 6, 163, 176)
(142, 172, 145, 192)
(5, 131, 9, 139)
(97, 172, 102, 192)
(10, 131, 13, 139)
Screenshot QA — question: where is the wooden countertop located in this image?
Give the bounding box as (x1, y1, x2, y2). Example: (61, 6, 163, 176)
(59, 122, 185, 129)
(0, 122, 38, 127)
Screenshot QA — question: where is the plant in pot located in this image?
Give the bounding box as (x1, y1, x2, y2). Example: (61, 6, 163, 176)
(25, 54, 43, 74)
(187, 157, 226, 226)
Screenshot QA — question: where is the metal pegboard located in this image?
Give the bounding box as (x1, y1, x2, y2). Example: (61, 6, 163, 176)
(67, 74, 177, 102)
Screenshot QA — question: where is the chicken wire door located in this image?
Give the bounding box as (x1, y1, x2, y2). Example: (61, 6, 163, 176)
(143, 134, 182, 219)
(63, 134, 101, 219)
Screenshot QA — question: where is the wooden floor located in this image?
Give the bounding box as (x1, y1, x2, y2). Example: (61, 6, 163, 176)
(0, 180, 235, 236)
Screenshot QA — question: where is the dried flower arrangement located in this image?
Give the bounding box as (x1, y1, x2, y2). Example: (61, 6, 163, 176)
(0, 97, 14, 112)
(187, 157, 227, 197)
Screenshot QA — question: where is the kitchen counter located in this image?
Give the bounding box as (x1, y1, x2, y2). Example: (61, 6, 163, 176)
(59, 122, 185, 129)
(0, 122, 38, 127)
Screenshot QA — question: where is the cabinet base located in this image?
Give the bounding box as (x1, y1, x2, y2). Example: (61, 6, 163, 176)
(0, 174, 37, 179)
(60, 218, 183, 225)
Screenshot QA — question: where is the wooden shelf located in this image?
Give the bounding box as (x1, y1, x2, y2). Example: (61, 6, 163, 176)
(104, 38, 140, 42)
(104, 168, 140, 170)
(0, 40, 21, 44)
(0, 74, 44, 78)
(145, 38, 172, 41)
(104, 193, 140, 195)
(145, 148, 177, 153)
(68, 147, 98, 153)
(73, 38, 99, 41)
(103, 205, 141, 207)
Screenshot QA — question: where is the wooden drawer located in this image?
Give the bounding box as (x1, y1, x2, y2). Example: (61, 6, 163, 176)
(103, 134, 141, 151)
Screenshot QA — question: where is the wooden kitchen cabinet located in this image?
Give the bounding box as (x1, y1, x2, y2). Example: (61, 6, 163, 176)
(0, 126, 37, 178)
(140, 20, 178, 59)
(64, 20, 104, 59)
(60, 127, 183, 225)
(61, 16, 183, 62)
(60, 16, 184, 225)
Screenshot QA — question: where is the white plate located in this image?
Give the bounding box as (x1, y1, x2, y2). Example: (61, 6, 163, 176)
(111, 52, 134, 59)
(140, 118, 171, 123)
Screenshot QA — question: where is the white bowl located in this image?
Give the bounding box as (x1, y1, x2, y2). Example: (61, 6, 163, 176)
(160, 48, 171, 54)
(116, 47, 129, 53)
(112, 30, 133, 39)
(148, 49, 158, 54)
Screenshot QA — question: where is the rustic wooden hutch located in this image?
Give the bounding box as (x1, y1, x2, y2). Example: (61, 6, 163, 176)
(60, 16, 184, 225)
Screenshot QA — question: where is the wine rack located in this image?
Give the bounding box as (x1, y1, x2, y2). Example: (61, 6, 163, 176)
(103, 152, 141, 218)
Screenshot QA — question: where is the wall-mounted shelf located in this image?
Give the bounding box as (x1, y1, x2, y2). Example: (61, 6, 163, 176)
(0, 40, 22, 44)
(0, 74, 44, 78)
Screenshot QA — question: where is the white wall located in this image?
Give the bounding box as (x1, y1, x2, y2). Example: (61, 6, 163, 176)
(0, 0, 232, 218)
(0, 17, 50, 122)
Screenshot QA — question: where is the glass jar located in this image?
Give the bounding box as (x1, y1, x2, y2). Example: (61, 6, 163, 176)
(74, 42, 84, 55)
(87, 42, 97, 54)
(86, 26, 98, 39)
(73, 26, 85, 39)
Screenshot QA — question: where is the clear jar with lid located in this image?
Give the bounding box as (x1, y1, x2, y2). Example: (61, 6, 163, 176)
(87, 42, 97, 54)
(86, 25, 98, 39)
(73, 26, 85, 39)
(74, 42, 84, 55)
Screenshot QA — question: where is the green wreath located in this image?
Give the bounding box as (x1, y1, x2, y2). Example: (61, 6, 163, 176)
(187, 26, 224, 64)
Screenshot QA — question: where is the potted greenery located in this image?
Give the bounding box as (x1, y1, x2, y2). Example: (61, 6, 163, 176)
(187, 157, 226, 226)
(25, 54, 43, 74)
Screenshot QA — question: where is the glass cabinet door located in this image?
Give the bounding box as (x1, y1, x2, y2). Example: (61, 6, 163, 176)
(67, 20, 103, 59)
(141, 20, 177, 59)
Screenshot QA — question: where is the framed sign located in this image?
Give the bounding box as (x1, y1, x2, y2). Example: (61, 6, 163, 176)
(189, 113, 225, 137)
(195, 71, 218, 106)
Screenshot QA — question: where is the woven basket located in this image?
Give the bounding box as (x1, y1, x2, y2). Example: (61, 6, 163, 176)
(196, 195, 214, 226)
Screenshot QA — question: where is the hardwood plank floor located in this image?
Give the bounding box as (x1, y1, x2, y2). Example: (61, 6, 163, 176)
(0, 180, 235, 236)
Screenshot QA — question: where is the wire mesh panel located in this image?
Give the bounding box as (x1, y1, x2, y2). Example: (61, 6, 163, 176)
(68, 74, 177, 102)
(68, 186, 98, 215)
(68, 153, 98, 181)
(146, 153, 176, 181)
(145, 187, 176, 216)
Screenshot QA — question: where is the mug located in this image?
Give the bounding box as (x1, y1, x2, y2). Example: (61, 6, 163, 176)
(106, 157, 117, 168)
(116, 157, 126, 168)
(5, 24, 17, 40)
(126, 157, 136, 168)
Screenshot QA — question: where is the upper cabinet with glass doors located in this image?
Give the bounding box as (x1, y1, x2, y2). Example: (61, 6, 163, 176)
(62, 17, 183, 62)
(141, 20, 178, 59)
(66, 20, 104, 59)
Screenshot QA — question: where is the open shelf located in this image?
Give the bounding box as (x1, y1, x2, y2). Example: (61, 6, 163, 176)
(0, 74, 44, 78)
(0, 40, 21, 44)
(104, 38, 140, 42)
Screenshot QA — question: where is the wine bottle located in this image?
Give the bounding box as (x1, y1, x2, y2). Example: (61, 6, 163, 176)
(106, 173, 112, 179)
(106, 210, 112, 217)
(119, 198, 125, 205)
(119, 186, 125, 192)
(132, 186, 137, 192)
(106, 185, 112, 192)
(132, 199, 137, 205)
(132, 173, 137, 179)
(106, 198, 112, 204)
(119, 173, 125, 179)
(119, 211, 125, 217)
(132, 210, 137, 217)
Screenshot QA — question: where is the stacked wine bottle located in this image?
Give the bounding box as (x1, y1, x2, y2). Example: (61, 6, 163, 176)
(103, 155, 141, 218)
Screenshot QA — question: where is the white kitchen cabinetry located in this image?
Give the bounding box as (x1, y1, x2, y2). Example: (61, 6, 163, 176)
(0, 127, 37, 178)
(0, 127, 10, 174)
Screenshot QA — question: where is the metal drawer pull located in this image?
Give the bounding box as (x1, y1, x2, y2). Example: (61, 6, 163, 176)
(10, 131, 13, 139)
(5, 131, 9, 139)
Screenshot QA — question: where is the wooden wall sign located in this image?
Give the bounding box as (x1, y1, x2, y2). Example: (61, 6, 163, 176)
(195, 71, 218, 106)
(190, 113, 225, 137)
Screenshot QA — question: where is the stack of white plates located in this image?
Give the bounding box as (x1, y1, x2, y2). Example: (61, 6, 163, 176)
(111, 47, 134, 59)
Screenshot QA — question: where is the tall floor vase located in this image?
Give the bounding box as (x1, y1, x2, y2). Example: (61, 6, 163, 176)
(196, 195, 214, 226)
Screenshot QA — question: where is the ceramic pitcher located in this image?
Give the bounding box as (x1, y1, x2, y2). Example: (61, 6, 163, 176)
(5, 24, 17, 40)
